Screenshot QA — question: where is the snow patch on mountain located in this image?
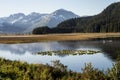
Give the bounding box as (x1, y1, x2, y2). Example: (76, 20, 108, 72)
(11, 16, 23, 24)
(0, 9, 79, 34)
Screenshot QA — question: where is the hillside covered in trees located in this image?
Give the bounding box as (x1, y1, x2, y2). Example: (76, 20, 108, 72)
(33, 2, 120, 34)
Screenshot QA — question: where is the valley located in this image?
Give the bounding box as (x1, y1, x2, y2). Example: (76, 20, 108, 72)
(0, 1, 120, 80)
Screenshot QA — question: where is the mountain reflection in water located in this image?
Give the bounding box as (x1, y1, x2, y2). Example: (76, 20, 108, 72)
(0, 37, 119, 72)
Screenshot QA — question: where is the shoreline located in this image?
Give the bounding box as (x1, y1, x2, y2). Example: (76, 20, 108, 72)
(0, 33, 120, 43)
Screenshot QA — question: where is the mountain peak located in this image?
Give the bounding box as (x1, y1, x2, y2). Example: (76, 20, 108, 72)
(27, 12, 41, 17)
(52, 9, 79, 18)
(0, 9, 79, 34)
(55, 9, 68, 12)
(53, 9, 72, 14)
(9, 13, 25, 17)
(30, 12, 40, 15)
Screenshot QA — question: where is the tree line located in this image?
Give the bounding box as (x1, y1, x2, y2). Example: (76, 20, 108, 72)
(33, 2, 120, 34)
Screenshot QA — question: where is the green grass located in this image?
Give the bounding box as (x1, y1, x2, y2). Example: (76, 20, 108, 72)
(0, 55, 120, 80)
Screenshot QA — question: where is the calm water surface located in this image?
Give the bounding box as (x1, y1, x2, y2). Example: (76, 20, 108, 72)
(0, 38, 120, 72)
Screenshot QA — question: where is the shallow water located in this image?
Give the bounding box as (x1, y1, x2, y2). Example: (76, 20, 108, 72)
(0, 38, 120, 72)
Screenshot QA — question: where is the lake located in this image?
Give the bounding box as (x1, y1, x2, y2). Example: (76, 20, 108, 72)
(0, 37, 120, 72)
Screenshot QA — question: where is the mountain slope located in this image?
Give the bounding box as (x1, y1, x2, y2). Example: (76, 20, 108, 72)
(54, 2, 120, 33)
(0, 9, 79, 34)
(32, 2, 120, 34)
(34, 9, 79, 27)
(25, 9, 79, 33)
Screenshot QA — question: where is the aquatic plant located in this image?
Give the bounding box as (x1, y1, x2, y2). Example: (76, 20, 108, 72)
(37, 49, 100, 56)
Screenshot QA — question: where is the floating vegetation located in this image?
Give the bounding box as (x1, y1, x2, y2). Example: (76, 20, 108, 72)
(36, 49, 101, 56)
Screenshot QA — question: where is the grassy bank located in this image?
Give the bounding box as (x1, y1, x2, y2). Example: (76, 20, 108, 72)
(0, 56, 120, 80)
(0, 33, 120, 43)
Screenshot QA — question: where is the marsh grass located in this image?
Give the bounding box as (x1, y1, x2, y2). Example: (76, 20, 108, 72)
(36, 49, 100, 56)
(0, 33, 120, 43)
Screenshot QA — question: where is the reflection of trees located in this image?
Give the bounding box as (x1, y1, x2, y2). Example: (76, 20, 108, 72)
(57, 40, 101, 49)
(58, 38, 120, 60)
(99, 41, 120, 60)
(91, 37, 120, 60)
(0, 37, 119, 60)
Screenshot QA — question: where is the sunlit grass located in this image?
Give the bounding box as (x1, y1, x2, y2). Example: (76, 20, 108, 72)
(0, 33, 120, 43)
(0, 55, 120, 80)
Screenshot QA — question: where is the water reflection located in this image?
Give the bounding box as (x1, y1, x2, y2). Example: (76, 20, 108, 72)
(0, 41, 101, 55)
(0, 39, 119, 60)
(0, 37, 120, 72)
(0, 51, 113, 72)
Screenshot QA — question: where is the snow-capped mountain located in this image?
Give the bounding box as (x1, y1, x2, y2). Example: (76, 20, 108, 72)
(0, 9, 79, 34)
(36, 9, 79, 27)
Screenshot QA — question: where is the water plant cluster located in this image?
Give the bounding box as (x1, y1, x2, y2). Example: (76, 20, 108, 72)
(37, 49, 100, 56)
(0, 56, 120, 80)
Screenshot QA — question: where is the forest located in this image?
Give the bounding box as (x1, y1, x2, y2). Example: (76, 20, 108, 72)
(33, 2, 120, 34)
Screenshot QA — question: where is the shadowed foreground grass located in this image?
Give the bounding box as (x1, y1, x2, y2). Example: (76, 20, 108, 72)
(0, 33, 120, 43)
(0, 55, 120, 80)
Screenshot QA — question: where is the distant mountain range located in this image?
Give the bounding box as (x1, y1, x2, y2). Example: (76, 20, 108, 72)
(32, 2, 120, 34)
(0, 9, 79, 34)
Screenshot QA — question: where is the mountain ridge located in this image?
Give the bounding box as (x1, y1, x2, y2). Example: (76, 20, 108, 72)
(0, 9, 79, 34)
(32, 2, 120, 34)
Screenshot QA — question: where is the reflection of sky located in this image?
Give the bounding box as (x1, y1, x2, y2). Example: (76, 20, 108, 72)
(0, 50, 113, 72)
(0, 41, 101, 55)
(0, 40, 118, 72)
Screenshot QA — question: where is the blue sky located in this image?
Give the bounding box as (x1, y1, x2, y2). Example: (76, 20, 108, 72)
(0, 0, 120, 17)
